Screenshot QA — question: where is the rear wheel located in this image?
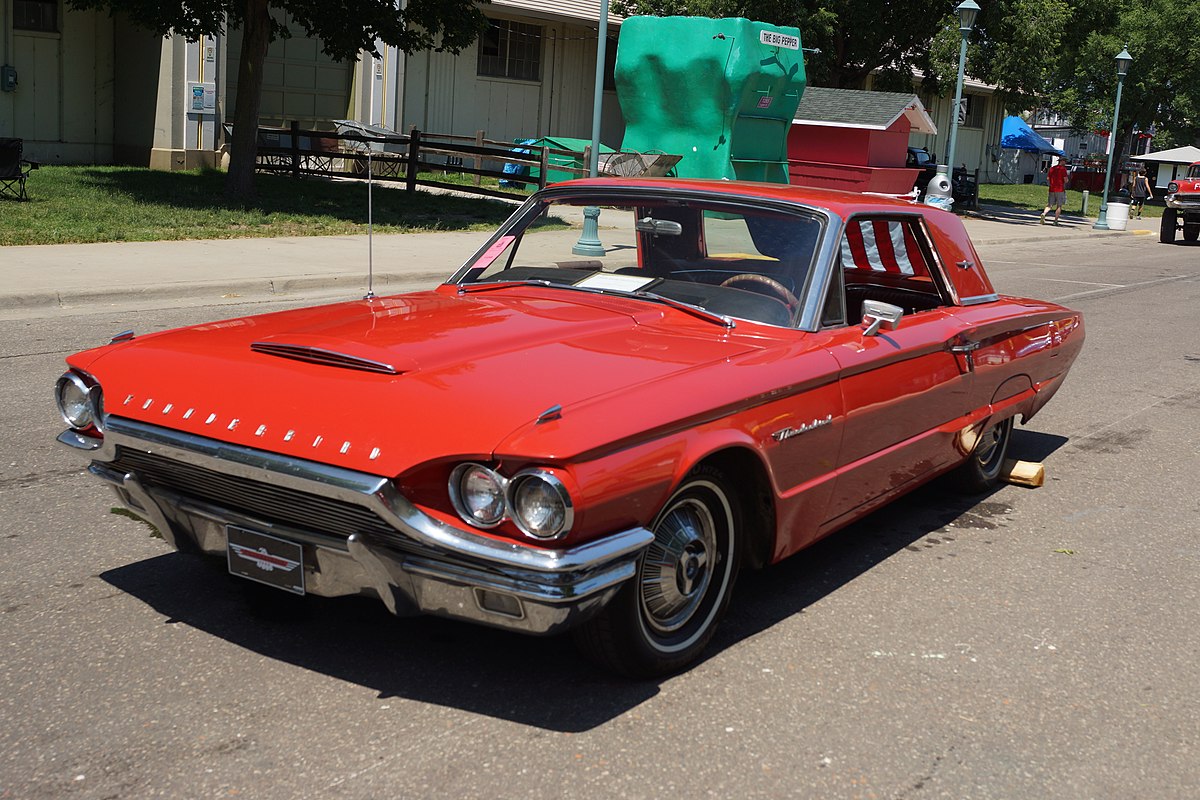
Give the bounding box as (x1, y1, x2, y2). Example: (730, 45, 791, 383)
(574, 465, 740, 677)
(954, 417, 1013, 494)
(1160, 208, 1177, 243)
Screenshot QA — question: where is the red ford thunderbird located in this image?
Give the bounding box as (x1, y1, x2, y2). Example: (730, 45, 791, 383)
(56, 179, 1084, 676)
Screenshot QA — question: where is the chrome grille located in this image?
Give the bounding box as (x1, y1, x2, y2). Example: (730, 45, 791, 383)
(111, 446, 398, 542)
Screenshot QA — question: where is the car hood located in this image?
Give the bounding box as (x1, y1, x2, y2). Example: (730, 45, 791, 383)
(1173, 177, 1200, 193)
(72, 287, 767, 475)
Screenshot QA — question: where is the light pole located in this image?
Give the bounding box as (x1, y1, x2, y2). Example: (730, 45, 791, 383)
(572, 0, 611, 256)
(927, 0, 979, 209)
(1093, 47, 1134, 230)
(586, 0, 611, 178)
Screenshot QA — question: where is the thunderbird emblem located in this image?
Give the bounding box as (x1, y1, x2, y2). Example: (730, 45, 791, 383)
(229, 544, 301, 573)
(772, 414, 833, 442)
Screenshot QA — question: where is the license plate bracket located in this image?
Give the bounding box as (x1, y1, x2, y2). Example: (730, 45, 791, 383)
(227, 525, 305, 595)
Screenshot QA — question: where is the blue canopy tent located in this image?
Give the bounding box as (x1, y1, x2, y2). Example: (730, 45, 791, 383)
(997, 116, 1065, 184)
(1000, 116, 1065, 156)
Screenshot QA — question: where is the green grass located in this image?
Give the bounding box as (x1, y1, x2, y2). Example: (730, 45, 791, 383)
(978, 182, 1163, 218)
(0, 166, 524, 246)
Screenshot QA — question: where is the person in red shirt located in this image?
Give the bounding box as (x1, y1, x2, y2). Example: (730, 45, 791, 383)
(1040, 158, 1069, 225)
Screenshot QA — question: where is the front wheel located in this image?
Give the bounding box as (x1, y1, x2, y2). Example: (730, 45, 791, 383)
(953, 417, 1013, 494)
(574, 465, 741, 677)
(1160, 208, 1178, 243)
(1184, 222, 1200, 242)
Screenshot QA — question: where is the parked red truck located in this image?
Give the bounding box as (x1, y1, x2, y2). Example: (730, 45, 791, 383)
(1161, 161, 1200, 243)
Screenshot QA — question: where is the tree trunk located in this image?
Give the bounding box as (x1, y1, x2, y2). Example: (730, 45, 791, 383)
(225, 0, 272, 200)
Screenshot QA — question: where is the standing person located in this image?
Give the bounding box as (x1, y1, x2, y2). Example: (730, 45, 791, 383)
(1040, 157, 1069, 225)
(1130, 168, 1153, 218)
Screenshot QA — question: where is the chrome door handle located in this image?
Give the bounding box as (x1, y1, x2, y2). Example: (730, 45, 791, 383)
(948, 340, 981, 373)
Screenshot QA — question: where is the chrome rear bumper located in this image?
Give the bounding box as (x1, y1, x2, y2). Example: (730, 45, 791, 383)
(63, 417, 653, 635)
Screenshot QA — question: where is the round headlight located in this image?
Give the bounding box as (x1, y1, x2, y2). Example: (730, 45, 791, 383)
(1168, 181, 1179, 194)
(55, 372, 96, 430)
(509, 470, 573, 540)
(449, 464, 507, 528)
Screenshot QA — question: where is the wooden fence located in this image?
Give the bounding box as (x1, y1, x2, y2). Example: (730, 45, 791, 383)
(250, 123, 599, 201)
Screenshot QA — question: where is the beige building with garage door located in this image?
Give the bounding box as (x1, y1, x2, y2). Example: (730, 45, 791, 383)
(0, 0, 623, 168)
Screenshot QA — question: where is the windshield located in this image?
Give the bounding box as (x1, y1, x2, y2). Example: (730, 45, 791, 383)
(1189, 164, 1200, 179)
(909, 149, 933, 167)
(454, 193, 824, 327)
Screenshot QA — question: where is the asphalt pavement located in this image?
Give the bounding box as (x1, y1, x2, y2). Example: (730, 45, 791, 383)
(0, 203, 1155, 315)
(3, 229, 1197, 798)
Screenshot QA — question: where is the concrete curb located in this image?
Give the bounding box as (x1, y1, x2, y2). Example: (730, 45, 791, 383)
(970, 229, 1135, 246)
(0, 270, 450, 312)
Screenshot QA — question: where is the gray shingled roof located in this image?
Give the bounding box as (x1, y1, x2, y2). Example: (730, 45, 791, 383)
(794, 87, 936, 134)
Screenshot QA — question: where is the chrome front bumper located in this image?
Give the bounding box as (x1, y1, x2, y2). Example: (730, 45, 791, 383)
(1164, 194, 1200, 211)
(61, 417, 653, 636)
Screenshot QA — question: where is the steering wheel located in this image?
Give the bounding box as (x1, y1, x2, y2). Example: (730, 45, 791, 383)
(719, 274, 801, 313)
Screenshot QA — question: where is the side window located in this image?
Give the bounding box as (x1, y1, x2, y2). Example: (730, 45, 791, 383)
(833, 216, 948, 326)
(840, 217, 932, 277)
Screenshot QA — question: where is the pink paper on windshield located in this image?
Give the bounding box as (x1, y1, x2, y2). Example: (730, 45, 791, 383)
(471, 236, 516, 269)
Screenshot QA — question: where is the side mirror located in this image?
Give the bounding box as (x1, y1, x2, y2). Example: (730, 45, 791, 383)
(861, 300, 903, 336)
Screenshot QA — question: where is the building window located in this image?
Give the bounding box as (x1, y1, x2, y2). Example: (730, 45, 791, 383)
(962, 94, 987, 128)
(14, 0, 58, 32)
(603, 35, 619, 91)
(478, 19, 542, 82)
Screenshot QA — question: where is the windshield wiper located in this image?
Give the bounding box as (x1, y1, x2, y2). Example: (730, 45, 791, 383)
(457, 279, 557, 295)
(458, 279, 735, 329)
(629, 290, 736, 329)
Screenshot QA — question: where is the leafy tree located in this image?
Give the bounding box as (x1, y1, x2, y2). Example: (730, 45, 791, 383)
(949, 0, 1075, 111)
(610, 0, 945, 89)
(614, 0, 1200, 158)
(1048, 0, 1200, 151)
(70, 0, 488, 199)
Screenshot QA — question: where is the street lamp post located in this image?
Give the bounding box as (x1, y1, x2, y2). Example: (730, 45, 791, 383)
(928, 0, 979, 209)
(1093, 47, 1134, 230)
(573, 0, 611, 256)
(940, 0, 979, 194)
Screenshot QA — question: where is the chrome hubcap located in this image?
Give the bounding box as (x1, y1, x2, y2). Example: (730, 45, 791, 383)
(641, 498, 716, 634)
(976, 421, 1007, 470)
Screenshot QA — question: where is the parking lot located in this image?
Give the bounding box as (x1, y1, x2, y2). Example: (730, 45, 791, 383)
(1, 229, 1197, 799)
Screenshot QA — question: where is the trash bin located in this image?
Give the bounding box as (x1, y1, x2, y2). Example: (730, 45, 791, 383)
(1106, 198, 1130, 231)
(500, 139, 536, 188)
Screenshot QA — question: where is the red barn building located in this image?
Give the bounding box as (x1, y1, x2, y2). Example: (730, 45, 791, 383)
(788, 87, 937, 195)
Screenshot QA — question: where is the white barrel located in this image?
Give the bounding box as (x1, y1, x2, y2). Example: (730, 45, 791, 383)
(1106, 201, 1129, 231)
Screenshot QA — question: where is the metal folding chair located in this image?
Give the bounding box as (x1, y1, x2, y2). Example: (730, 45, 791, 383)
(0, 138, 39, 201)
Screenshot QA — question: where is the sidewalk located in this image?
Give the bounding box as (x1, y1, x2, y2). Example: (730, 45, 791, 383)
(0, 202, 1150, 316)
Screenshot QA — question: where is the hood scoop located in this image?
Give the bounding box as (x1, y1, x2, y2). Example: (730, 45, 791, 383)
(250, 341, 403, 375)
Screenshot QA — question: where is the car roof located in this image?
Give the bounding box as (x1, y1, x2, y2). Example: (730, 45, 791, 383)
(548, 177, 934, 219)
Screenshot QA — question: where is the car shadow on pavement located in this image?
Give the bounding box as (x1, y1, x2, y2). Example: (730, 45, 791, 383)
(713, 428, 1067, 653)
(100, 427, 1071, 732)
